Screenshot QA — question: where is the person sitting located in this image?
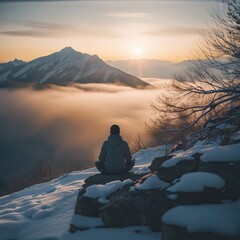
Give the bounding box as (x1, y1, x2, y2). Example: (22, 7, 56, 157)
(95, 125, 135, 174)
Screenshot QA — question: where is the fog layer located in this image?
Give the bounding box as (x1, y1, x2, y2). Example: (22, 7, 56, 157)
(0, 80, 168, 195)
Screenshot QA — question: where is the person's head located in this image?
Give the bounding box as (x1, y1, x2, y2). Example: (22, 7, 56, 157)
(110, 125, 120, 135)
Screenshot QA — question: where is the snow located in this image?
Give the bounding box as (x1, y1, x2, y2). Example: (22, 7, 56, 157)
(84, 179, 133, 204)
(70, 214, 105, 229)
(161, 156, 195, 168)
(161, 143, 240, 168)
(232, 130, 240, 141)
(0, 70, 11, 81)
(162, 200, 240, 237)
(134, 166, 151, 175)
(166, 172, 225, 193)
(0, 146, 162, 240)
(201, 143, 240, 163)
(0, 170, 91, 240)
(167, 194, 178, 200)
(60, 226, 160, 240)
(132, 174, 169, 191)
(132, 145, 169, 165)
(0, 142, 239, 240)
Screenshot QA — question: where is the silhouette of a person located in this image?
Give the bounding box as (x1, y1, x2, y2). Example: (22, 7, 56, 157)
(95, 125, 135, 174)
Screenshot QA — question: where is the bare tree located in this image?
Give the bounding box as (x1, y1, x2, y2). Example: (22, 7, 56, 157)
(132, 133, 145, 153)
(149, 0, 240, 142)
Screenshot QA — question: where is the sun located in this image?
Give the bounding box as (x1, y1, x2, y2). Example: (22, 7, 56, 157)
(133, 47, 143, 57)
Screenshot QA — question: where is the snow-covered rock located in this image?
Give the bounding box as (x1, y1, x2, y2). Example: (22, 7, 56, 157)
(166, 172, 225, 193)
(132, 174, 169, 191)
(162, 200, 240, 240)
(84, 179, 133, 204)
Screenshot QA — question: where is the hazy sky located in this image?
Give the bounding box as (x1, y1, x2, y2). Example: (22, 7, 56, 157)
(0, 0, 221, 62)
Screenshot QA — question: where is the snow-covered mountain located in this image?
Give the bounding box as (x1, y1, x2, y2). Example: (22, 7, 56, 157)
(0, 47, 150, 88)
(107, 59, 178, 79)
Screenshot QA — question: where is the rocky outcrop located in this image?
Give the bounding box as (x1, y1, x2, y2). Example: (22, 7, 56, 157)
(161, 223, 239, 240)
(70, 109, 240, 239)
(71, 172, 148, 232)
(165, 172, 226, 205)
(157, 157, 199, 182)
(74, 188, 105, 217)
(83, 172, 144, 188)
(100, 189, 172, 231)
(199, 159, 240, 200)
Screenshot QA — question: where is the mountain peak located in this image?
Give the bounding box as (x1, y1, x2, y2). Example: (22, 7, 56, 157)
(59, 47, 77, 55)
(0, 48, 151, 88)
(11, 58, 25, 66)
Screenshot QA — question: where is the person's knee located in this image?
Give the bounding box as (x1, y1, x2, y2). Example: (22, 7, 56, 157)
(95, 161, 104, 172)
(96, 161, 110, 174)
(125, 159, 135, 172)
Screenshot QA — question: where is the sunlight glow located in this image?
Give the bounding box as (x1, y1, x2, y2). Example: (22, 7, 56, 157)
(133, 47, 143, 56)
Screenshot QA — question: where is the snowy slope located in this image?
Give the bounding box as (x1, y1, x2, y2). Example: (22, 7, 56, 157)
(0, 48, 150, 88)
(0, 146, 166, 240)
(1, 141, 239, 240)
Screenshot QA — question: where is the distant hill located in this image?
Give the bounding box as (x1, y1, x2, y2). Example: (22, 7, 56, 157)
(0, 47, 150, 89)
(107, 59, 216, 79)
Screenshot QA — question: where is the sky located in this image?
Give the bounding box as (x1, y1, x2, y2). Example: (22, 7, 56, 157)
(0, 0, 222, 63)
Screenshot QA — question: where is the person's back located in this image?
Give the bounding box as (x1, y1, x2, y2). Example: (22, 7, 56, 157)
(96, 125, 135, 174)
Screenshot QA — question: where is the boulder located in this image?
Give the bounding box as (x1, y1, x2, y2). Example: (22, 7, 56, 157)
(167, 187, 225, 206)
(161, 223, 239, 240)
(150, 156, 173, 172)
(165, 172, 226, 205)
(74, 174, 136, 218)
(83, 172, 144, 188)
(99, 189, 172, 231)
(157, 157, 199, 182)
(74, 188, 104, 217)
(197, 144, 240, 199)
(161, 201, 240, 240)
(199, 161, 240, 200)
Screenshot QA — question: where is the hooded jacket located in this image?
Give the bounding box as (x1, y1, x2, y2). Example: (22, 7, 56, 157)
(98, 134, 132, 173)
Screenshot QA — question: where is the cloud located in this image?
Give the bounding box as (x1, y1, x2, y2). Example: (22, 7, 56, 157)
(145, 26, 208, 37)
(0, 21, 75, 38)
(0, 20, 122, 38)
(104, 12, 150, 19)
(0, 82, 167, 183)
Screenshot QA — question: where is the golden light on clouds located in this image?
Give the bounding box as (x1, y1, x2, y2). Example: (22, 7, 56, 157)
(0, 0, 218, 63)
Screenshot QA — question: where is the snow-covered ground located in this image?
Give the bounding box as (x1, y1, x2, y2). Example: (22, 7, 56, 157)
(0, 146, 166, 240)
(1, 142, 240, 240)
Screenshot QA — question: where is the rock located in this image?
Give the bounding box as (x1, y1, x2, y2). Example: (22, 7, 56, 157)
(157, 157, 199, 182)
(83, 172, 144, 188)
(161, 223, 239, 240)
(199, 161, 240, 200)
(168, 141, 186, 154)
(161, 201, 240, 240)
(99, 189, 172, 231)
(74, 188, 104, 217)
(165, 172, 226, 205)
(167, 187, 225, 206)
(150, 156, 173, 172)
(74, 174, 136, 218)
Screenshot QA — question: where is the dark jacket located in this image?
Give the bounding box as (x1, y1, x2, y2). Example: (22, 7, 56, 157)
(98, 134, 132, 173)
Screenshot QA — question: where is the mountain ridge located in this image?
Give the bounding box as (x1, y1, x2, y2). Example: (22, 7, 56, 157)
(0, 47, 150, 89)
